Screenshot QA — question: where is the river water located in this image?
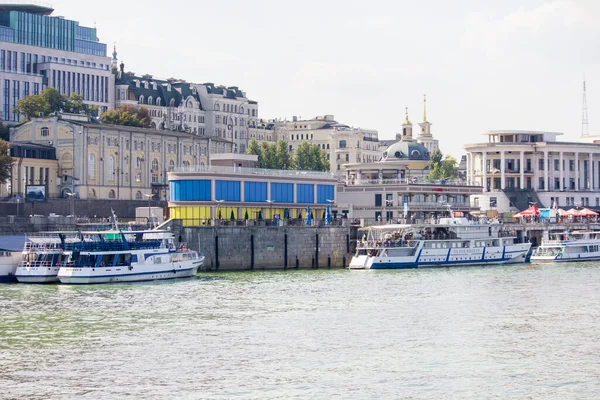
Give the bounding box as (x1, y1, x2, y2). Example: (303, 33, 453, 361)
(1, 263, 599, 399)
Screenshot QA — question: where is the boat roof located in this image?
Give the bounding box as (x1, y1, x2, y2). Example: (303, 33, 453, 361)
(0, 235, 27, 251)
(358, 224, 412, 231)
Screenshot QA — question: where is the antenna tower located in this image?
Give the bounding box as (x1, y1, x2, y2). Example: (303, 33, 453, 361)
(582, 79, 589, 136)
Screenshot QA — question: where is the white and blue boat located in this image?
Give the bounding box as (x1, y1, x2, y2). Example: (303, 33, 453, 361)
(15, 232, 79, 283)
(349, 216, 531, 270)
(57, 229, 204, 284)
(530, 230, 600, 262)
(0, 235, 27, 283)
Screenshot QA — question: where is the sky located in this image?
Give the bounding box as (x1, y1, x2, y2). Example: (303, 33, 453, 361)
(52, 0, 600, 158)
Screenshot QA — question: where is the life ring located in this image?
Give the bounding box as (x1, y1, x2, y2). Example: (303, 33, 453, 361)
(100, 262, 105, 267)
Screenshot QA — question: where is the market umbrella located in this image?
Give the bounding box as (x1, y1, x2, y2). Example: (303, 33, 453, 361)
(577, 208, 598, 217)
(566, 208, 578, 215)
(556, 208, 569, 216)
(519, 205, 539, 216)
(305, 206, 312, 226)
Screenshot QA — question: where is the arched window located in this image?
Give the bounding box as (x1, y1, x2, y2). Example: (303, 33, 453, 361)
(183, 161, 190, 168)
(40, 127, 49, 137)
(156, 97, 161, 106)
(88, 154, 95, 179)
(89, 188, 96, 198)
(152, 158, 158, 171)
(108, 190, 116, 199)
(169, 160, 175, 171)
(214, 103, 220, 111)
(136, 157, 141, 169)
(139, 95, 144, 104)
(148, 96, 153, 105)
(135, 191, 143, 200)
(108, 156, 115, 181)
(170, 99, 175, 107)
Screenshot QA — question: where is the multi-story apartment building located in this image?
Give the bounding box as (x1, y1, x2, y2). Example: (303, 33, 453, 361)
(113, 64, 258, 153)
(10, 115, 233, 200)
(465, 130, 600, 213)
(276, 114, 380, 175)
(0, 3, 114, 123)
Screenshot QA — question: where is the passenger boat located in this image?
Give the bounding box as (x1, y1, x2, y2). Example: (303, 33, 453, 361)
(57, 229, 204, 284)
(0, 235, 27, 283)
(530, 230, 600, 262)
(349, 215, 531, 270)
(15, 232, 78, 283)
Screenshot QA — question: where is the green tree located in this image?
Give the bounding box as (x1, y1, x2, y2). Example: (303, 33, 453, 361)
(428, 149, 457, 180)
(41, 87, 67, 114)
(295, 142, 330, 172)
(14, 95, 49, 120)
(0, 140, 14, 184)
(66, 93, 85, 114)
(0, 122, 9, 141)
(275, 139, 292, 169)
(100, 105, 148, 127)
(246, 138, 263, 167)
(260, 141, 277, 169)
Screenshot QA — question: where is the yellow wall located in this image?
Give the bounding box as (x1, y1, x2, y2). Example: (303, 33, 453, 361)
(170, 206, 212, 227)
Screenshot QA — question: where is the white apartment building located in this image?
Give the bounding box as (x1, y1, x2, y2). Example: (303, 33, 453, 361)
(114, 63, 258, 154)
(0, 4, 114, 123)
(465, 130, 600, 213)
(277, 115, 380, 175)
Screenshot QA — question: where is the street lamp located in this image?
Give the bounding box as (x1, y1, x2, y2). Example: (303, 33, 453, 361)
(143, 193, 153, 227)
(66, 192, 76, 217)
(266, 199, 275, 224)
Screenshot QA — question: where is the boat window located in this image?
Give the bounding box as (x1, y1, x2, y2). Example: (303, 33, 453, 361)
(155, 257, 162, 264)
(117, 253, 132, 266)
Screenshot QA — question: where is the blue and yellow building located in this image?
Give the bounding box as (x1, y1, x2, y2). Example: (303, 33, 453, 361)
(168, 166, 337, 226)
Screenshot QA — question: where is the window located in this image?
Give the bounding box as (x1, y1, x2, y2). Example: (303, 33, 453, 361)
(554, 159, 560, 171)
(148, 96, 153, 105)
(108, 156, 115, 181)
(108, 190, 116, 199)
(152, 158, 158, 171)
(139, 95, 144, 103)
(375, 194, 382, 207)
(40, 127, 49, 137)
(156, 97, 161, 106)
(88, 154, 95, 179)
(489, 197, 497, 208)
(169, 160, 175, 171)
(135, 173, 141, 182)
(135, 191, 142, 200)
(136, 157, 141, 169)
(569, 160, 575, 171)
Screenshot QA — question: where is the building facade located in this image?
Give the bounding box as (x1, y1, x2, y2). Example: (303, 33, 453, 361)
(0, 4, 114, 123)
(3, 141, 59, 199)
(465, 130, 600, 213)
(10, 115, 233, 200)
(339, 135, 480, 222)
(168, 166, 337, 226)
(276, 115, 380, 175)
(114, 64, 259, 154)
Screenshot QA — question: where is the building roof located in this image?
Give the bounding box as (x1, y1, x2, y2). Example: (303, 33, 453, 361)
(0, 3, 54, 15)
(381, 140, 430, 162)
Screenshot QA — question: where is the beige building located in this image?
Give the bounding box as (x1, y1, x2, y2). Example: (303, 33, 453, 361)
(4, 142, 59, 199)
(10, 115, 233, 201)
(277, 115, 380, 175)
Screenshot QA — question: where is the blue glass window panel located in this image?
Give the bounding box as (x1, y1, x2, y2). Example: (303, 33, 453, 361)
(297, 184, 314, 204)
(215, 180, 240, 201)
(270, 183, 293, 203)
(244, 182, 267, 202)
(317, 185, 335, 204)
(170, 180, 211, 201)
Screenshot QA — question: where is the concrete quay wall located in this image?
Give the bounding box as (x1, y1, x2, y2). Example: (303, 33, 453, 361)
(175, 223, 357, 271)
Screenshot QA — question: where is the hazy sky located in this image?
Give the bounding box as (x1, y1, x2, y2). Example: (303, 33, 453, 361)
(52, 0, 600, 157)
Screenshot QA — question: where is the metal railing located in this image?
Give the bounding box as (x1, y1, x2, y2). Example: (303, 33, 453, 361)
(172, 165, 334, 179)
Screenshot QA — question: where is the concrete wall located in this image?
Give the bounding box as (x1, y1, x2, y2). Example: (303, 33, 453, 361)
(175, 222, 357, 271)
(0, 199, 166, 219)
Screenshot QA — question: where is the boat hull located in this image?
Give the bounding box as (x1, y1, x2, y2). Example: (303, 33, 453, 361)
(15, 266, 60, 283)
(58, 259, 204, 284)
(350, 244, 531, 270)
(0, 253, 24, 283)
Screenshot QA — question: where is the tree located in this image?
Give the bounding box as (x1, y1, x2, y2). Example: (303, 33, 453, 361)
(0, 122, 9, 141)
(14, 95, 49, 121)
(260, 141, 277, 169)
(0, 140, 13, 184)
(100, 105, 148, 127)
(428, 149, 458, 181)
(247, 138, 262, 166)
(295, 142, 330, 172)
(41, 87, 67, 114)
(275, 139, 292, 170)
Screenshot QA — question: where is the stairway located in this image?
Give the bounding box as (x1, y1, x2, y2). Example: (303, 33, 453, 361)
(502, 188, 544, 211)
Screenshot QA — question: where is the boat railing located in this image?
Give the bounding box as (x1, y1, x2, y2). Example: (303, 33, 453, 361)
(72, 240, 164, 252)
(18, 260, 54, 268)
(23, 242, 64, 251)
(357, 240, 418, 249)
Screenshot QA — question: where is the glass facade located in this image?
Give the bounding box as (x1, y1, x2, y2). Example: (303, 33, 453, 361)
(0, 11, 107, 56)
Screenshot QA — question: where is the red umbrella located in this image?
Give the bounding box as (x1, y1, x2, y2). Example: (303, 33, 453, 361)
(519, 205, 539, 216)
(566, 208, 578, 215)
(577, 208, 598, 217)
(556, 208, 569, 216)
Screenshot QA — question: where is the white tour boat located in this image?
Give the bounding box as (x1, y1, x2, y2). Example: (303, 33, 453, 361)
(57, 229, 204, 284)
(15, 232, 78, 283)
(0, 235, 27, 283)
(530, 230, 600, 262)
(349, 216, 531, 270)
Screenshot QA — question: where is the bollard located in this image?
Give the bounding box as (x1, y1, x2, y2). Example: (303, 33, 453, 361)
(343, 256, 346, 268)
(250, 234, 255, 270)
(296, 256, 299, 269)
(328, 255, 331, 268)
(312, 256, 315, 269)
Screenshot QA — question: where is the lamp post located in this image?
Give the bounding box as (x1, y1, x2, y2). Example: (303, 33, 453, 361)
(66, 192, 75, 218)
(266, 199, 275, 224)
(143, 193, 153, 227)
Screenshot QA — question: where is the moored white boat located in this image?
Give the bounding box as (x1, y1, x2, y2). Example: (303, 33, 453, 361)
(15, 233, 77, 283)
(57, 229, 204, 284)
(531, 230, 600, 262)
(349, 216, 531, 270)
(0, 235, 27, 283)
